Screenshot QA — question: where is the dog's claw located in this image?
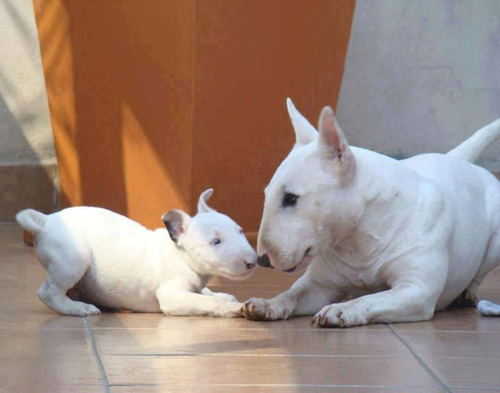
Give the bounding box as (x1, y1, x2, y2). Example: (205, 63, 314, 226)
(242, 298, 283, 321)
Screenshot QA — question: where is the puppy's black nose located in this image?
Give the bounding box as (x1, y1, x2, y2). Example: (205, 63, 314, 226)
(257, 254, 273, 269)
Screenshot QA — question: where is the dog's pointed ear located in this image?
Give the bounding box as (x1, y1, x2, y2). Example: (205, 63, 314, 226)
(162, 209, 191, 244)
(318, 106, 355, 173)
(287, 98, 318, 148)
(197, 188, 216, 213)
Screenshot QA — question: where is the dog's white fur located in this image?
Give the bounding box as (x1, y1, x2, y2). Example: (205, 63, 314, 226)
(17, 189, 257, 317)
(242, 99, 500, 327)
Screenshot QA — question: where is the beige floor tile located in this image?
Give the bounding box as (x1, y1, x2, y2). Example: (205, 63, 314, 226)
(394, 330, 500, 359)
(452, 389, 500, 393)
(1, 383, 104, 393)
(102, 355, 441, 387)
(94, 326, 410, 357)
(89, 312, 313, 330)
(0, 330, 103, 390)
(89, 312, 385, 331)
(424, 358, 500, 389)
(0, 327, 92, 357)
(0, 309, 84, 329)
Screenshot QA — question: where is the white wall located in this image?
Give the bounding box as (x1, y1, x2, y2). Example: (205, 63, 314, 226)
(0, 0, 54, 165)
(337, 0, 500, 169)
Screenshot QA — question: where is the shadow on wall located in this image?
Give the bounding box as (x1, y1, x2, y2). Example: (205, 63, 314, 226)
(0, 0, 57, 221)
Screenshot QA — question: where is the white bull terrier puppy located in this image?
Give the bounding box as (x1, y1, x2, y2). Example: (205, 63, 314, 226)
(242, 98, 500, 327)
(16, 189, 257, 317)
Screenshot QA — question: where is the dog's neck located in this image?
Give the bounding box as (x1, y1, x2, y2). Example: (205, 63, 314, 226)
(323, 147, 424, 268)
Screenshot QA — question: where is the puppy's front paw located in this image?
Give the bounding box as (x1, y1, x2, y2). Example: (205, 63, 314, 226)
(311, 304, 366, 328)
(222, 302, 244, 318)
(216, 293, 239, 303)
(241, 298, 291, 321)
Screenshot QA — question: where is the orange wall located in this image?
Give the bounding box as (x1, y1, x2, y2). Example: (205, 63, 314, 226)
(34, 0, 355, 232)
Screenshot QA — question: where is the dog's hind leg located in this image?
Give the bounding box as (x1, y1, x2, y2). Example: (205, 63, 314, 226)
(477, 300, 500, 316)
(473, 229, 500, 317)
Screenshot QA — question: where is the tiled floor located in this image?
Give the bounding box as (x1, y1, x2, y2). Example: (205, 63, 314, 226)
(1, 223, 500, 393)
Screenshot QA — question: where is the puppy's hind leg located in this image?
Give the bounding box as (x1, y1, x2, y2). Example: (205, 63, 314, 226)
(37, 252, 100, 316)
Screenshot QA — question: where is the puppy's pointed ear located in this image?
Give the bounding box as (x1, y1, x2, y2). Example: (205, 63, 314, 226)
(287, 98, 318, 148)
(197, 188, 216, 213)
(162, 209, 191, 244)
(318, 106, 355, 174)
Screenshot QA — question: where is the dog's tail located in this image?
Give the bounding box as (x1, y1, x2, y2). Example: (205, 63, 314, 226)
(16, 209, 47, 235)
(447, 118, 500, 163)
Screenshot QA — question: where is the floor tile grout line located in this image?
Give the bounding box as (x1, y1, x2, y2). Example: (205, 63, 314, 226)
(105, 353, 415, 358)
(107, 382, 450, 389)
(89, 328, 390, 332)
(386, 324, 452, 393)
(83, 317, 111, 393)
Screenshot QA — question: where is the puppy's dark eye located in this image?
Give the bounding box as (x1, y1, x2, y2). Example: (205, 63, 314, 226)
(282, 192, 299, 208)
(211, 238, 221, 245)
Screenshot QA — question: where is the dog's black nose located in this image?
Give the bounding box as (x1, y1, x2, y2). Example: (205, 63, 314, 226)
(257, 254, 273, 269)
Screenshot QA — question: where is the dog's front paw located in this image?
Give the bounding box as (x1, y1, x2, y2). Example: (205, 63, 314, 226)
(241, 298, 291, 321)
(311, 304, 366, 328)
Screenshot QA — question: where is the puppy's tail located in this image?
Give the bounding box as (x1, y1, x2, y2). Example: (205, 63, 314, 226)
(447, 118, 500, 163)
(16, 209, 47, 235)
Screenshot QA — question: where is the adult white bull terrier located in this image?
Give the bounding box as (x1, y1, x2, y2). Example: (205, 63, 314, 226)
(242, 98, 500, 327)
(16, 189, 257, 317)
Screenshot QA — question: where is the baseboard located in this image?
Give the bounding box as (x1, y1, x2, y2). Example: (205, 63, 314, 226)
(0, 163, 59, 222)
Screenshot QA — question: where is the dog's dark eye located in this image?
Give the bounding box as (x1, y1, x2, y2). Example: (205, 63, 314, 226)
(211, 238, 221, 245)
(282, 192, 299, 208)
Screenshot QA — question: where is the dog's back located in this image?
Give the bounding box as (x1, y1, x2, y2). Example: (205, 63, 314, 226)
(403, 153, 500, 310)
